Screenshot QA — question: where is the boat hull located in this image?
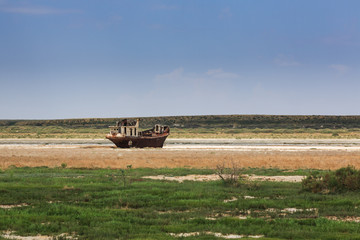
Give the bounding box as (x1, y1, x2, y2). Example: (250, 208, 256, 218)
(106, 134, 169, 148)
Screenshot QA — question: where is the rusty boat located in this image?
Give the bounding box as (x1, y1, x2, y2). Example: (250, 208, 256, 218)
(106, 119, 170, 148)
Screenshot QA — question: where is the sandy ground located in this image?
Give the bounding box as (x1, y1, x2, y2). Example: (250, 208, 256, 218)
(1, 138, 360, 169)
(142, 174, 305, 182)
(1, 231, 73, 240)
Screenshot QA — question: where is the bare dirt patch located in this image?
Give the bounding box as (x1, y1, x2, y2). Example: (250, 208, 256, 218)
(224, 197, 238, 203)
(142, 174, 220, 182)
(326, 216, 360, 222)
(246, 175, 305, 182)
(1, 231, 74, 240)
(169, 232, 263, 239)
(265, 208, 318, 214)
(1, 141, 360, 170)
(157, 210, 192, 214)
(244, 195, 256, 199)
(142, 174, 305, 182)
(0, 204, 28, 209)
(206, 208, 318, 220)
(207, 211, 249, 220)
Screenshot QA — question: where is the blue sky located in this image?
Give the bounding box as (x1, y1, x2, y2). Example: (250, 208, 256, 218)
(0, 0, 359, 119)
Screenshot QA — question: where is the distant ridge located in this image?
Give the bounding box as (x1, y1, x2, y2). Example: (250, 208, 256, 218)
(1, 115, 360, 129)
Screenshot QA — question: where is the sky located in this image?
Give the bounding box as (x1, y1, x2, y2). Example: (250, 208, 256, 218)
(0, 0, 360, 119)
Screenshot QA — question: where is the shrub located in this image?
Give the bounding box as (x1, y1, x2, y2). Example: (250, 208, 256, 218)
(302, 166, 360, 193)
(215, 161, 243, 186)
(301, 172, 327, 193)
(120, 165, 133, 188)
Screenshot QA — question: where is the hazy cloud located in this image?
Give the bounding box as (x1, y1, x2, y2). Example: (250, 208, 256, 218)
(95, 15, 123, 29)
(274, 54, 300, 67)
(156, 68, 239, 83)
(111, 15, 123, 23)
(155, 67, 184, 82)
(152, 5, 179, 10)
(323, 33, 360, 47)
(206, 68, 239, 79)
(330, 64, 350, 74)
(219, 7, 232, 19)
(1, 6, 80, 15)
(152, 67, 240, 113)
(149, 24, 164, 30)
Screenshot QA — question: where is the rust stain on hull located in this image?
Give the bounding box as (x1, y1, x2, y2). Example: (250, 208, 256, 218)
(106, 134, 169, 148)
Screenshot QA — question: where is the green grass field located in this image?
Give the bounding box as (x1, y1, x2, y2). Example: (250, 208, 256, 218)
(1, 167, 360, 239)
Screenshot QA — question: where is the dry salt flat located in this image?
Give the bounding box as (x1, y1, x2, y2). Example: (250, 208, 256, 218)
(2, 138, 360, 151)
(2, 138, 360, 170)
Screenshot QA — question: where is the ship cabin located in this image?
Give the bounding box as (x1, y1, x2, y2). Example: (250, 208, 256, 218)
(109, 119, 139, 137)
(154, 124, 166, 134)
(109, 119, 169, 138)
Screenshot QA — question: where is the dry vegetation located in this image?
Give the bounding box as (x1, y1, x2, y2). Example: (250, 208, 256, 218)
(1, 145, 360, 170)
(2, 115, 360, 139)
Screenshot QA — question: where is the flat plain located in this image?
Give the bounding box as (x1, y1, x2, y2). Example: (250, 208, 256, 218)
(1, 138, 360, 170)
(2, 119, 360, 239)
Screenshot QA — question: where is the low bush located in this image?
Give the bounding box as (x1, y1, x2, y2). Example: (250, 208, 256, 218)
(302, 166, 360, 193)
(215, 162, 243, 186)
